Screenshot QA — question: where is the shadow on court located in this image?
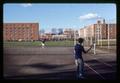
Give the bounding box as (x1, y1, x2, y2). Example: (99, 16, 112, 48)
(4, 47, 116, 80)
(4, 60, 116, 80)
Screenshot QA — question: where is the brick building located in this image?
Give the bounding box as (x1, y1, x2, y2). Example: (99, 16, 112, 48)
(79, 20, 116, 44)
(3, 23, 39, 41)
(108, 24, 116, 39)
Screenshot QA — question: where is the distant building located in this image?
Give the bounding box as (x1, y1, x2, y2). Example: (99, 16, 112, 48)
(3, 23, 39, 41)
(52, 34, 67, 40)
(63, 28, 74, 39)
(39, 33, 53, 40)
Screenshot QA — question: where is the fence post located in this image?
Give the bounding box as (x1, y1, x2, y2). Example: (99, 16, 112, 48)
(93, 42, 96, 55)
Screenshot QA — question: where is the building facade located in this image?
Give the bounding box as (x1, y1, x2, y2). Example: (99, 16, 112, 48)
(39, 33, 53, 40)
(3, 23, 39, 41)
(63, 28, 74, 39)
(52, 34, 67, 40)
(108, 24, 116, 39)
(79, 20, 116, 44)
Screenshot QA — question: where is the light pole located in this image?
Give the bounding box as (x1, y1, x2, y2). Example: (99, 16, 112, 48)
(74, 29, 76, 46)
(93, 41, 96, 55)
(107, 19, 116, 49)
(96, 21, 99, 46)
(100, 23, 102, 48)
(94, 18, 104, 55)
(84, 26, 86, 46)
(97, 18, 105, 48)
(108, 23, 110, 49)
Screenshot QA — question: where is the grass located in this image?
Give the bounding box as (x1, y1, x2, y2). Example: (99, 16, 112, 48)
(96, 40, 116, 46)
(3, 40, 74, 47)
(45, 40, 74, 46)
(3, 39, 116, 47)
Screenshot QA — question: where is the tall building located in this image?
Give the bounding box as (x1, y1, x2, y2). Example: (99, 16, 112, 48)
(79, 20, 116, 44)
(108, 24, 116, 39)
(3, 23, 39, 41)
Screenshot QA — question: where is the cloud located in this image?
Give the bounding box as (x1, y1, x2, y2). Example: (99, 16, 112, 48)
(20, 3, 32, 7)
(79, 13, 101, 20)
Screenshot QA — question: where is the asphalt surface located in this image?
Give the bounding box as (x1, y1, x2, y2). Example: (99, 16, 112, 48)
(3, 46, 116, 80)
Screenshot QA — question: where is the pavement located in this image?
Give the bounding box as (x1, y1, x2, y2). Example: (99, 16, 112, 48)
(3, 46, 116, 80)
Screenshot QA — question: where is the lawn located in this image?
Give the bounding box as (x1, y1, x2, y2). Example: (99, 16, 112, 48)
(96, 40, 116, 46)
(3, 39, 116, 47)
(3, 40, 74, 47)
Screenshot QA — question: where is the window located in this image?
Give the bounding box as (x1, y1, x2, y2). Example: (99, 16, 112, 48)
(27, 24, 29, 27)
(111, 30, 112, 33)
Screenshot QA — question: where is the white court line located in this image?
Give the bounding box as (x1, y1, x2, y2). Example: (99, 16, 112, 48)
(93, 58, 113, 68)
(85, 63, 105, 80)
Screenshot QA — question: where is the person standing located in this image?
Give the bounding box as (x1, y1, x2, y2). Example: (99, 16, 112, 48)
(74, 38, 93, 79)
(41, 39, 46, 48)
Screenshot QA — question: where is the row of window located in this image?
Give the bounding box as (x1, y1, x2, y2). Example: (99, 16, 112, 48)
(4, 34, 34, 36)
(4, 27, 32, 30)
(4, 24, 36, 27)
(4, 30, 33, 33)
(4, 31, 33, 34)
(4, 31, 38, 35)
(4, 36, 34, 39)
(5, 38, 34, 40)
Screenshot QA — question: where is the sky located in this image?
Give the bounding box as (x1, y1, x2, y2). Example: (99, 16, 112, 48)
(3, 3, 116, 33)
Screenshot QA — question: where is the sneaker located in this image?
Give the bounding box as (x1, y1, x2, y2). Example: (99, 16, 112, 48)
(79, 76, 85, 79)
(79, 74, 85, 79)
